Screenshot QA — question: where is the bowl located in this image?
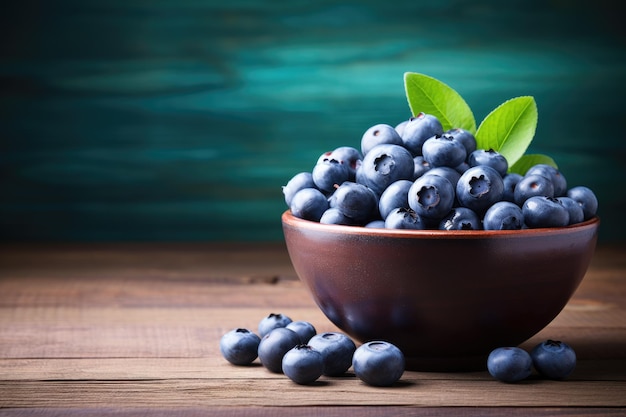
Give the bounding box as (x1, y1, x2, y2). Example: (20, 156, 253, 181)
(282, 210, 600, 371)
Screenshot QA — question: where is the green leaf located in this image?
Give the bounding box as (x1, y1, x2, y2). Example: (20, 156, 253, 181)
(509, 153, 558, 175)
(475, 96, 538, 167)
(404, 72, 476, 133)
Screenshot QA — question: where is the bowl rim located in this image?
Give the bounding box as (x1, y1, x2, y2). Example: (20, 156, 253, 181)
(282, 210, 600, 240)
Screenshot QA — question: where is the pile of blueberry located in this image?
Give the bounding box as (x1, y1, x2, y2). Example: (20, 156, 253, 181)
(220, 313, 405, 387)
(283, 113, 598, 230)
(487, 340, 577, 382)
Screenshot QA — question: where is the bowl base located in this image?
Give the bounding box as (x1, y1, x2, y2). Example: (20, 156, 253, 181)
(405, 354, 488, 372)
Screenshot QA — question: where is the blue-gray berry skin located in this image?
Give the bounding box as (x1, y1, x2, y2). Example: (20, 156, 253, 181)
(483, 201, 524, 230)
(365, 219, 386, 228)
(320, 208, 360, 226)
(556, 196, 585, 225)
(422, 134, 467, 168)
(220, 328, 261, 366)
(408, 174, 455, 220)
(446, 128, 477, 155)
(395, 119, 410, 136)
(384, 207, 425, 230)
(258, 313, 293, 338)
(401, 112, 444, 156)
(526, 164, 567, 196)
(502, 173, 523, 203)
(356, 144, 414, 196)
(468, 149, 508, 177)
(513, 174, 555, 206)
(353, 341, 405, 387)
(257, 327, 301, 373)
(522, 196, 570, 228)
(283, 172, 316, 206)
(282, 344, 324, 385)
(439, 207, 482, 230)
(307, 332, 356, 376)
(329, 146, 363, 181)
(289, 188, 329, 222)
(456, 165, 505, 216)
(530, 340, 576, 380)
(312, 157, 351, 193)
(412, 156, 431, 179)
(285, 321, 317, 344)
(423, 166, 462, 190)
(567, 186, 598, 220)
(361, 123, 403, 156)
(378, 180, 413, 220)
(329, 182, 378, 223)
(487, 347, 532, 383)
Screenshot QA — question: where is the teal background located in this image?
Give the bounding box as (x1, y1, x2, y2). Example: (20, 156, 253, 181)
(2, 1, 625, 242)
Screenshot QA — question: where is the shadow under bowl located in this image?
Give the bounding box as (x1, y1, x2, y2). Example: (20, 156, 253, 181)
(282, 210, 600, 371)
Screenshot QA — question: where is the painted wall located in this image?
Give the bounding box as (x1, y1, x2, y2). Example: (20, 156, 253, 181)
(2, 1, 624, 242)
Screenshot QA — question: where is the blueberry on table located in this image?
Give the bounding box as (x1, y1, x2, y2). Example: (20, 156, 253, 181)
(285, 321, 317, 344)
(487, 347, 533, 383)
(483, 201, 524, 230)
(219, 328, 261, 366)
(361, 123, 403, 156)
(352, 341, 405, 387)
(522, 196, 570, 228)
(408, 174, 455, 220)
(530, 339, 576, 380)
(307, 332, 357, 376)
(400, 112, 444, 156)
(282, 344, 325, 385)
(258, 313, 293, 338)
(257, 327, 301, 373)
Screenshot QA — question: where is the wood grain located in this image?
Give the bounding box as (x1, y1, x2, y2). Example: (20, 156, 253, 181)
(0, 243, 625, 415)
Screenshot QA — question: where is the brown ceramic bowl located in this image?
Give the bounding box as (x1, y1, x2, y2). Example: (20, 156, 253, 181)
(282, 210, 600, 371)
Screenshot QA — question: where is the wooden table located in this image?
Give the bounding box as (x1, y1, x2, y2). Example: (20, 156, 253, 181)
(1, 243, 625, 416)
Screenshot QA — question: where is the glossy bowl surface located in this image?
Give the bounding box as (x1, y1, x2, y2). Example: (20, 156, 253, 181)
(282, 210, 600, 371)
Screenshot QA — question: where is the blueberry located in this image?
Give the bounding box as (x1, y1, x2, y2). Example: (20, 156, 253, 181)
(487, 347, 533, 383)
(446, 127, 477, 155)
(526, 164, 567, 196)
(439, 207, 482, 230)
(283, 172, 316, 206)
(352, 341, 405, 387)
(220, 328, 261, 366)
(289, 188, 329, 222)
(312, 157, 351, 193)
(282, 344, 325, 384)
(400, 112, 444, 156)
(522, 196, 570, 228)
(285, 321, 317, 344)
(395, 119, 410, 136)
(456, 165, 504, 216)
(356, 144, 414, 196)
(378, 180, 413, 220)
(513, 174, 555, 206)
(328, 181, 378, 223)
(408, 174, 455, 220)
(556, 196, 585, 225)
(530, 339, 576, 380)
(307, 332, 356, 376)
(361, 123, 403, 156)
(422, 134, 467, 168)
(258, 313, 293, 338)
(423, 166, 462, 190)
(566, 186, 598, 220)
(412, 156, 431, 179)
(320, 207, 360, 226)
(328, 146, 363, 181)
(467, 149, 508, 177)
(384, 207, 425, 230)
(502, 173, 523, 203)
(483, 201, 524, 230)
(257, 327, 301, 373)
(365, 219, 386, 228)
